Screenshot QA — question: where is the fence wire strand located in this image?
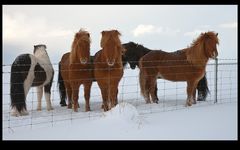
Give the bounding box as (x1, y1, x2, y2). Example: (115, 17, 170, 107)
(2, 59, 237, 130)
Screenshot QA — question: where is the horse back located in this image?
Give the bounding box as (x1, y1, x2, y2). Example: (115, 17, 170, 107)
(140, 50, 204, 81)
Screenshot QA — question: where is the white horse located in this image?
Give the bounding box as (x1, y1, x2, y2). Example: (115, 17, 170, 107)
(10, 44, 54, 116)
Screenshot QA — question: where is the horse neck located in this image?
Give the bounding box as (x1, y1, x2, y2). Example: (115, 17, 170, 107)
(34, 51, 52, 65)
(186, 45, 208, 67)
(136, 46, 151, 59)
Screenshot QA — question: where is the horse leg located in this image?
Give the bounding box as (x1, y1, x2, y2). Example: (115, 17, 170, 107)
(100, 87, 109, 111)
(192, 88, 197, 104)
(37, 86, 43, 111)
(71, 83, 80, 112)
(84, 82, 92, 112)
(65, 84, 72, 109)
(44, 82, 53, 111)
(186, 81, 197, 106)
(144, 77, 151, 104)
(149, 77, 158, 103)
(110, 85, 118, 109)
(154, 82, 159, 103)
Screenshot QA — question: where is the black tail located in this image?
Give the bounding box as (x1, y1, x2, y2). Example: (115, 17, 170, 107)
(10, 54, 31, 113)
(58, 62, 67, 106)
(196, 74, 210, 101)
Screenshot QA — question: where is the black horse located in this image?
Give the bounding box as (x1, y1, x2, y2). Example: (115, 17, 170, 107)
(122, 42, 209, 102)
(59, 42, 209, 106)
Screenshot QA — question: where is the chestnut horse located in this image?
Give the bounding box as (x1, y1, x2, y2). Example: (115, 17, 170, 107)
(122, 42, 209, 102)
(94, 30, 124, 111)
(139, 31, 219, 106)
(58, 29, 93, 112)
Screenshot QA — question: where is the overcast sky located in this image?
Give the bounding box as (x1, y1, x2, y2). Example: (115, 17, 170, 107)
(3, 5, 237, 64)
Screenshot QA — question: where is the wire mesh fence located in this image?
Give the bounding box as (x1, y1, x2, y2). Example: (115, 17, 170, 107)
(2, 59, 237, 130)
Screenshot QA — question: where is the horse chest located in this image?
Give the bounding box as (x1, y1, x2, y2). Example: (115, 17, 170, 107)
(32, 59, 53, 87)
(32, 63, 47, 86)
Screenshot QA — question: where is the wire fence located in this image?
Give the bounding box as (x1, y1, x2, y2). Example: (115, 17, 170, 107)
(2, 59, 238, 130)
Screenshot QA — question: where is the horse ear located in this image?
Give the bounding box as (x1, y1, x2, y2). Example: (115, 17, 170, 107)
(114, 30, 121, 36)
(87, 33, 90, 37)
(101, 31, 105, 36)
(216, 33, 218, 37)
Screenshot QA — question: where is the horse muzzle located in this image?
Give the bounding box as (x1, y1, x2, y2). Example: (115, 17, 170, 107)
(80, 58, 88, 64)
(211, 51, 218, 59)
(130, 64, 136, 69)
(107, 59, 115, 66)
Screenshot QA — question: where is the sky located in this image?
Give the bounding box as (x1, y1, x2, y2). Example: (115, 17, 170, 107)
(3, 5, 238, 65)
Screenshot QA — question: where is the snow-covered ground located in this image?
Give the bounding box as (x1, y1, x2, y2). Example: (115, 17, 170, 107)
(2, 61, 237, 140)
(3, 102, 237, 140)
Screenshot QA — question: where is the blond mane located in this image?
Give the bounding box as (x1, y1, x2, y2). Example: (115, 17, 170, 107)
(186, 31, 219, 67)
(70, 29, 91, 64)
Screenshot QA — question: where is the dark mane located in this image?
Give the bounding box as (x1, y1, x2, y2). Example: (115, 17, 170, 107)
(122, 41, 152, 69)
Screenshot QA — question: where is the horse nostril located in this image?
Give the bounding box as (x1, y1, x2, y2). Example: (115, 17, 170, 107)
(80, 58, 87, 64)
(107, 59, 115, 66)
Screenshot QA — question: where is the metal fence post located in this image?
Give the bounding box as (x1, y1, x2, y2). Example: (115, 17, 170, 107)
(214, 58, 218, 103)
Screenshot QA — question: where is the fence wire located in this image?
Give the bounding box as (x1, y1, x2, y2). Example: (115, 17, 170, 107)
(2, 59, 237, 130)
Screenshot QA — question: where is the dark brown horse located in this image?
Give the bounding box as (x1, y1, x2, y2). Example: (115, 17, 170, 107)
(139, 31, 219, 106)
(94, 30, 125, 111)
(122, 42, 209, 102)
(58, 29, 93, 112)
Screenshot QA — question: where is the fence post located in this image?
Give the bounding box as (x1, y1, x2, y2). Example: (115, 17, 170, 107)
(214, 58, 218, 103)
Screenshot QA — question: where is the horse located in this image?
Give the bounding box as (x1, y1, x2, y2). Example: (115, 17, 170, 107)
(94, 30, 125, 111)
(139, 31, 219, 106)
(10, 44, 54, 116)
(122, 42, 209, 102)
(58, 29, 93, 112)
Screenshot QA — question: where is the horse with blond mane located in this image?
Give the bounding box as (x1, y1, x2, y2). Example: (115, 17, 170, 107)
(94, 30, 125, 111)
(139, 31, 219, 106)
(58, 29, 93, 112)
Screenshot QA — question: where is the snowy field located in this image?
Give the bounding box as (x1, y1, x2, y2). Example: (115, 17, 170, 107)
(2, 60, 238, 140)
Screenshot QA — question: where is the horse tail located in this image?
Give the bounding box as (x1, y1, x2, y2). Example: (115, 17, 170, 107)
(197, 74, 210, 101)
(58, 62, 67, 106)
(10, 54, 31, 114)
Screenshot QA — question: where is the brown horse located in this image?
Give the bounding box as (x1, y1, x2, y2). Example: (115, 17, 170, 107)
(139, 31, 219, 106)
(94, 30, 125, 111)
(58, 29, 93, 112)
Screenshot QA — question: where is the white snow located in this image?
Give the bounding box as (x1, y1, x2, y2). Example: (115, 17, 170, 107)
(3, 102, 237, 140)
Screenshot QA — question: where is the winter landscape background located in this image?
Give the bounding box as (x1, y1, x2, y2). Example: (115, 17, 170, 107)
(2, 5, 237, 140)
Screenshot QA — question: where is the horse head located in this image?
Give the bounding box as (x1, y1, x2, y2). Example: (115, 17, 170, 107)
(202, 32, 219, 59)
(71, 29, 91, 65)
(100, 30, 122, 66)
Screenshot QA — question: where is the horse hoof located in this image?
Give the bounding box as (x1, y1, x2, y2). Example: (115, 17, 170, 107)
(73, 108, 78, 112)
(197, 98, 205, 101)
(85, 107, 90, 112)
(37, 108, 41, 111)
(47, 107, 54, 111)
(146, 101, 151, 104)
(185, 102, 192, 107)
(61, 103, 67, 107)
(11, 111, 20, 117)
(67, 105, 72, 109)
(21, 111, 29, 116)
